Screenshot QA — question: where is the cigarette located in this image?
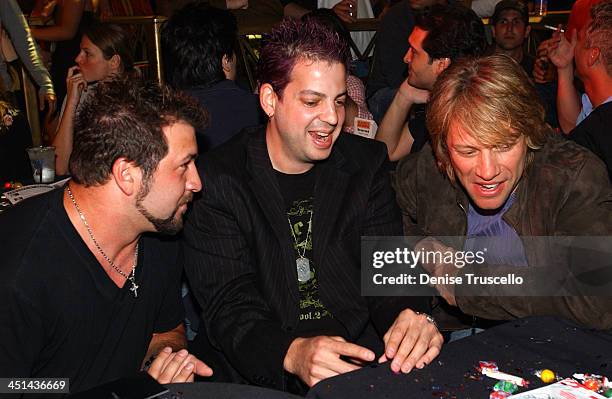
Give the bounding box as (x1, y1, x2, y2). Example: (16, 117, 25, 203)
(544, 25, 565, 33)
(483, 369, 529, 387)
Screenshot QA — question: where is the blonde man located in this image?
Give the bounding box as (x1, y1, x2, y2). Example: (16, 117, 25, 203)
(394, 54, 612, 333)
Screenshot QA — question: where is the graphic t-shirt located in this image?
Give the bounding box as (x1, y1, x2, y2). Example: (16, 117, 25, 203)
(275, 168, 346, 336)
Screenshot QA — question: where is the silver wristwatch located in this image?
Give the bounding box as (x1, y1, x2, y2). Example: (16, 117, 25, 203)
(415, 312, 438, 330)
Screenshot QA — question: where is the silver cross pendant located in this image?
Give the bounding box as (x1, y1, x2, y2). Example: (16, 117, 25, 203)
(130, 281, 139, 298)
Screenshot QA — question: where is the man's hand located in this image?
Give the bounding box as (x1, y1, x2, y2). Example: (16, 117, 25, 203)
(549, 28, 577, 71)
(226, 0, 248, 9)
(396, 78, 431, 107)
(379, 309, 443, 374)
(39, 91, 56, 114)
(283, 336, 375, 387)
(333, 0, 357, 24)
(533, 37, 558, 83)
(146, 347, 213, 384)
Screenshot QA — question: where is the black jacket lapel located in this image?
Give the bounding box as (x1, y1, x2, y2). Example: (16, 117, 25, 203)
(313, 141, 354, 269)
(246, 130, 300, 304)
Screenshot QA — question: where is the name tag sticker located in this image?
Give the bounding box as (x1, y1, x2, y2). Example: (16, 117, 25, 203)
(353, 117, 378, 139)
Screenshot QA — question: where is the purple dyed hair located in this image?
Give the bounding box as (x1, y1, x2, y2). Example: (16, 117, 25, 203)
(257, 18, 351, 98)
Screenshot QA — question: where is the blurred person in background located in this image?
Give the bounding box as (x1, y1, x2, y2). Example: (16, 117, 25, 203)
(162, 3, 262, 153)
(1, 0, 56, 181)
(30, 0, 96, 106)
(52, 22, 136, 175)
(490, 0, 533, 75)
(375, 3, 486, 161)
(366, 0, 449, 123)
(302, 8, 374, 134)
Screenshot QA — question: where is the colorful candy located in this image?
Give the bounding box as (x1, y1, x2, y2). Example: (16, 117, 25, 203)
(584, 377, 603, 392)
(489, 390, 511, 399)
(494, 380, 519, 394)
(573, 373, 611, 394)
(539, 369, 556, 384)
(479, 361, 499, 373)
(2, 181, 23, 189)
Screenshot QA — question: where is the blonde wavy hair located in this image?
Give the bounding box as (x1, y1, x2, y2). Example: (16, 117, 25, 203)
(427, 54, 551, 180)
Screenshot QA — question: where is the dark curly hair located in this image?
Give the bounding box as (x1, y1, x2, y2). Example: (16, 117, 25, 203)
(257, 17, 350, 98)
(415, 4, 486, 63)
(69, 78, 207, 186)
(162, 4, 238, 89)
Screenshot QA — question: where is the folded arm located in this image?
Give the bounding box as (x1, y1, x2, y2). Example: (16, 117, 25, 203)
(376, 80, 429, 161)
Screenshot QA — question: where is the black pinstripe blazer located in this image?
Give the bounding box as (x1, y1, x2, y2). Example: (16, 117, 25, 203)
(183, 126, 430, 390)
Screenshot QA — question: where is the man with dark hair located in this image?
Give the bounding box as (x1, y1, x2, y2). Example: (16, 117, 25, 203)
(394, 54, 612, 333)
(0, 79, 213, 393)
(183, 18, 442, 394)
(375, 3, 486, 161)
(162, 3, 261, 152)
(367, 0, 419, 122)
(490, 0, 534, 75)
(366, 0, 449, 123)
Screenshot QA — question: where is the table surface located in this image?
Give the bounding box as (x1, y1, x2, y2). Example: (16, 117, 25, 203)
(307, 316, 612, 399)
(165, 382, 303, 399)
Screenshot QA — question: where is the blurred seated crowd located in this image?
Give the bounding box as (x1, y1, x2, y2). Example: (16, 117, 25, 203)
(0, 0, 610, 396)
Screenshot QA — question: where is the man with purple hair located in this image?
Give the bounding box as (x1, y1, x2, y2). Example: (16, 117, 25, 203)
(183, 18, 442, 394)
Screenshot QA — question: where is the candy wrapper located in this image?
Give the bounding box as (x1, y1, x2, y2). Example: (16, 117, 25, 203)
(480, 361, 499, 373)
(509, 378, 607, 399)
(573, 374, 611, 390)
(494, 380, 519, 394)
(483, 369, 529, 387)
(491, 390, 512, 399)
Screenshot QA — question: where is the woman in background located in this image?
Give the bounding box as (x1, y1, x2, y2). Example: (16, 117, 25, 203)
(52, 22, 135, 175)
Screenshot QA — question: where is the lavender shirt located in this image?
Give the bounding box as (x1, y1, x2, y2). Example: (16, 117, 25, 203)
(463, 192, 528, 267)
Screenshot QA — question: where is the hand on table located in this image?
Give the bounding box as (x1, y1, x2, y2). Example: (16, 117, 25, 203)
(333, 0, 357, 23)
(284, 335, 375, 387)
(379, 308, 443, 374)
(147, 347, 213, 384)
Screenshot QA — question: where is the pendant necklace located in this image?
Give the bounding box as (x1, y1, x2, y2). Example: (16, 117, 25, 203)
(288, 208, 313, 283)
(67, 186, 140, 297)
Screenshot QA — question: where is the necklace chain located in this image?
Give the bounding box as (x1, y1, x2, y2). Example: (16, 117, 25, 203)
(288, 207, 313, 259)
(66, 185, 140, 297)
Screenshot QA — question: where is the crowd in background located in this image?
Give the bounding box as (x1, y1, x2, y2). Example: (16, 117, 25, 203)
(0, 0, 611, 396)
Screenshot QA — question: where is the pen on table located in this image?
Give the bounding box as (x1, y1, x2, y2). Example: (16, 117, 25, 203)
(544, 25, 565, 33)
